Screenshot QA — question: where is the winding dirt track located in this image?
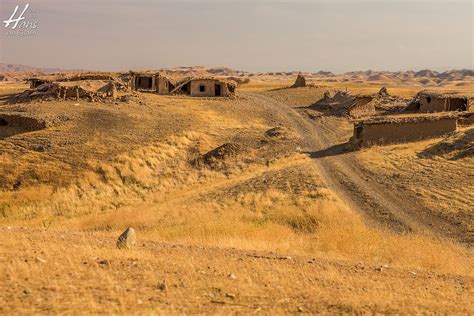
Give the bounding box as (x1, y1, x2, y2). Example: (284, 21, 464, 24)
(246, 93, 467, 244)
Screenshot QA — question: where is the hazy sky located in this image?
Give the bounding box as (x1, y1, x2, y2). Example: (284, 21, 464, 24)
(0, 0, 472, 73)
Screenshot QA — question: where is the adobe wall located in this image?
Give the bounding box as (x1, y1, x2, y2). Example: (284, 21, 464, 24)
(0, 114, 47, 133)
(132, 75, 157, 92)
(352, 117, 457, 148)
(157, 78, 171, 95)
(419, 96, 446, 112)
(219, 83, 231, 97)
(190, 80, 217, 97)
(458, 112, 474, 126)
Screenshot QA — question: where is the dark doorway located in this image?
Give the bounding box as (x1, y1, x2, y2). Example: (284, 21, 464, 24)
(215, 84, 221, 97)
(137, 77, 153, 90)
(448, 98, 468, 111)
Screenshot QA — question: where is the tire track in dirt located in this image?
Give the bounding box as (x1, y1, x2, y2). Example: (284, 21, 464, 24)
(246, 93, 466, 243)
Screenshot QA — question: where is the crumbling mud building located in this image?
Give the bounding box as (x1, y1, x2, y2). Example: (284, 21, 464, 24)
(171, 78, 236, 97)
(129, 71, 175, 95)
(351, 115, 458, 148)
(23, 73, 127, 102)
(408, 91, 473, 113)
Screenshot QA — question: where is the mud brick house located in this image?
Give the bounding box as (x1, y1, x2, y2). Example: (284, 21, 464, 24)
(130, 72, 175, 95)
(171, 78, 236, 97)
(409, 91, 473, 113)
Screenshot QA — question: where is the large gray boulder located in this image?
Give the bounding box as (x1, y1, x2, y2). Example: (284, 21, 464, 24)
(116, 227, 137, 249)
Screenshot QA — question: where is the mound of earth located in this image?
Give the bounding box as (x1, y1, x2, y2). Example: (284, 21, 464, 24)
(193, 142, 248, 170)
(419, 128, 473, 160)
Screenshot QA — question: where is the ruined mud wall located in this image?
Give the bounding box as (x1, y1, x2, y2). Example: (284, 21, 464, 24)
(419, 96, 447, 113)
(353, 117, 457, 148)
(219, 83, 231, 97)
(0, 114, 47, 135)
(157, 78, 171, 95)
(458, 112, 474, 126)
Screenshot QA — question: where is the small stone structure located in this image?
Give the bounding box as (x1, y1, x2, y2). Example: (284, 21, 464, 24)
(129, 71, 175, 95)
(408, 91, 473, 113)
(292, 74, 306, 88)
(171, 78, 236, 97)
(351, 115, 458, 148)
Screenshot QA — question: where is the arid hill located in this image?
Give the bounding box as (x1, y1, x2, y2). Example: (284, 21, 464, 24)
(0, 77, 472, 313)
(2, 63, 472, 87)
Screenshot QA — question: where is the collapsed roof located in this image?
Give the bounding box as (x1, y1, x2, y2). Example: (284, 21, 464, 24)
(20, 73, 128, 102)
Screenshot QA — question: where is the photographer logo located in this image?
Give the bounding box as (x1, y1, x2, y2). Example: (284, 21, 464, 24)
(3, 3, 38, 36)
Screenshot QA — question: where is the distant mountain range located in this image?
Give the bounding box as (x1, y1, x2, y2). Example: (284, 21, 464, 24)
(1, 63, 472, 86)
(0, 63, 86, 82)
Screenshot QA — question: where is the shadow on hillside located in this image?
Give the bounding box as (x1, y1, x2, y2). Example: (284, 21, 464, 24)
(307, 142, 352, 159)
(418, 129, 474, 161)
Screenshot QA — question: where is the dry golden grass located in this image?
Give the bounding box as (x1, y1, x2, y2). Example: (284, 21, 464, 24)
(1, 225, 473, 314)
(0, 223, 473, 314)
(1, 81, 473, 313)
(358, 127, 474, 239)
(2, 146, 471, 277)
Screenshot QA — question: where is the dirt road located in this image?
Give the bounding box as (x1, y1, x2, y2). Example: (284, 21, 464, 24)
(246, 93, 467, 243)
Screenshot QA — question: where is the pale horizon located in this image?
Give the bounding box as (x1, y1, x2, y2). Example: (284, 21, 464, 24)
(1, 0, 473, 73)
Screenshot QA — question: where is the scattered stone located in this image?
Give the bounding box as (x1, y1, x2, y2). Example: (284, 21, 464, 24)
(265, 126, 301, 142)
(116, 227, 137, 249)
(158, 280, 168, 291)
(35, 257, 46, 263)
(225, 293, 236, 299)
(228, 273, 237, 280)
(136, 299, 143, 305)
(298, 306, 304, 312)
